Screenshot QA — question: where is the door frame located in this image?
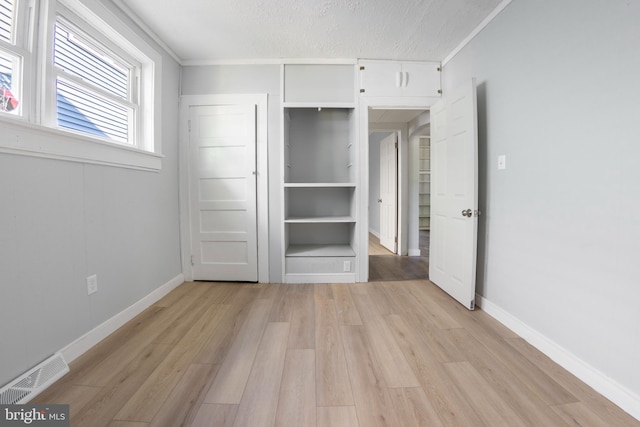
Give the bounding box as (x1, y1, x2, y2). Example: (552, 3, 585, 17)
(358, 96, 440, 282)
(370, 129, 400, 254)
(179, 94, 269, 283)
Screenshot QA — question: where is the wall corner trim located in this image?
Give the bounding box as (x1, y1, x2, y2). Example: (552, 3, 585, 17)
(441, 0, 513, 67)
(61, 274, 184, 363)
(475, 293, 640, 422)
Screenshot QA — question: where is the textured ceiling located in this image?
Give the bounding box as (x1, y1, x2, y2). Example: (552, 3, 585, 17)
(117, 0, 504, 63)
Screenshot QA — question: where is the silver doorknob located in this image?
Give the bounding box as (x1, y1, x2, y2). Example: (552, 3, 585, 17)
(461, 209, 472, 218)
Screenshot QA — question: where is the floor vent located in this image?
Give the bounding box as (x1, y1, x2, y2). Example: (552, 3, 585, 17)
(0, 353, 69, 405)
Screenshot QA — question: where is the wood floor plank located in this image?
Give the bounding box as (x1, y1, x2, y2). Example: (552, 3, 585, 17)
(269, 284, 296, 322)
(115, 304, 229, 422)
(274, 349, 316, 427)
(190, 404, 237, 427)
(192, 286, 256, 365)
(384, 313, 481, 426)
(551, 401, 612, 427)
(315, 292, 354, 406)
(147, 363, 220, 427)
(341, 325, 401, 427)
(316, 406, 359, 427)
(363, 315, 420, 388)
(443, 361, 528, 427)
(288, 284, 315, 349)
(204, 298, 273, 404)
(232, 322, 290, 427)
(331, 283, 363, 326)
(70, 342, 172, 427)
(387, 387, 444, 427)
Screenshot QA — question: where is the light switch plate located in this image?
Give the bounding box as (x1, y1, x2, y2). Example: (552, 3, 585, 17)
(498, 155, 506, 170)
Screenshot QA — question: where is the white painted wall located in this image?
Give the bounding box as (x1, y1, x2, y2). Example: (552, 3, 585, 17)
(0, 2, 182, 386)
(443, 0, 640, 410)
(181, 65, 282, 281)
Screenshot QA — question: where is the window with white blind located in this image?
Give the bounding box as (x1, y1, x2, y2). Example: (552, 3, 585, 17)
(53, 19, 136, 144)
(0, 0, 163, 170)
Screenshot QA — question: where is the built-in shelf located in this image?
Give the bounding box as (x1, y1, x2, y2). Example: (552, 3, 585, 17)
(285, 216, 356, 223)
(284, 182, 356, 188)
(281, 65, 358, 283)
(286, 244, 356, 257)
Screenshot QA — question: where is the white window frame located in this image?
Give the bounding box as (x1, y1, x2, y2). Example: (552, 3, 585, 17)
(0, 0, 164, 171)
(0, 0, 33, 121)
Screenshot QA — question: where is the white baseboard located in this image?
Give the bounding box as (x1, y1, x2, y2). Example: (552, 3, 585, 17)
(368, 229, 381, 239)
(62, 274, 184, 363)
(475, 294, 640, 422)
(408, 249, 421, 257)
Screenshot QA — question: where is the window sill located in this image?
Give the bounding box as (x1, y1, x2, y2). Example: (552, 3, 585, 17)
(0, 116, 162, 171)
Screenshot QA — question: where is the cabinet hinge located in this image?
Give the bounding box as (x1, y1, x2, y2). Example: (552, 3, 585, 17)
(437, 66, 442, 72)
(437, 89, 442, 95)
(360, 88, 365, 93)
(359, 66, 365, 70)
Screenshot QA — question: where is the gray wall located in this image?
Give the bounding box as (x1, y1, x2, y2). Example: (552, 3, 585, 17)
(181, 65, 282, 282)
(0, 5, 182, 386)
(443, 0, 640, 398)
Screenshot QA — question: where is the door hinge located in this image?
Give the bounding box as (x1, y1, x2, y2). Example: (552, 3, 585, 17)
(188, 120, 191, 132)
(360, 88, 365, 93)
(437, 66, 442, 72)
(394, 236, 398, 243)
(395, 142, 398, 149)
(359, 65, 365, 70)
(190, 255, 195, 266)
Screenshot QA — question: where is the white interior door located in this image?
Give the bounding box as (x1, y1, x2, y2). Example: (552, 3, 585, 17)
(379, 132, 398, 253)
(189, 104, 258, 282)
(429, 79, 478, 309)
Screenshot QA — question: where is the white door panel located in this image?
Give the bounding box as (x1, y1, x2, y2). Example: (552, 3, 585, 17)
(190, 104, 258, 282)
(379, 132, 397, 253)
(429, 79, 478, 309)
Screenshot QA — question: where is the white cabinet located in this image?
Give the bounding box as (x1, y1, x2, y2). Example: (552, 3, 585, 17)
(282, 64, 358, 283)
(359, 60, 441, 97)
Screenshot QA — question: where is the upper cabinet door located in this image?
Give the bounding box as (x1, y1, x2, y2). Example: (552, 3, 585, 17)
(359, 60, 441, 98)
(284, 64, 356, 105)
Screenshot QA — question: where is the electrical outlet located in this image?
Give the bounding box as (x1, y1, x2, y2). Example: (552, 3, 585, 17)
(343, 261, 351, 272)
(87, 275, 98, 295)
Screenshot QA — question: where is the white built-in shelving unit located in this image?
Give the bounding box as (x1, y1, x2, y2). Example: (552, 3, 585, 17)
(282, 63, 358, 283)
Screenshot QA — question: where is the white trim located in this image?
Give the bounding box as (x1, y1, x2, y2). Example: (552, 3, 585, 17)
(182, 58, 358, 67)
(284, 274, 356, 284)
(179, 94, 270, 283)
(0, 117, 163, 171)
(61, 274, 184, 363)
(476, 294, 640, 422)
(408, 249, 421, 256)
(442, 0, 513, 66)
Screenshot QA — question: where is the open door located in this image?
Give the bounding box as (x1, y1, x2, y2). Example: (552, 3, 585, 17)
(379, 132, 398, 253)
(429, 79, 478, 310)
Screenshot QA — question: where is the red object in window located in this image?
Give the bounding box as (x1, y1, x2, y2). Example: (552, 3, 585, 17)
(1, 85, 19, 112)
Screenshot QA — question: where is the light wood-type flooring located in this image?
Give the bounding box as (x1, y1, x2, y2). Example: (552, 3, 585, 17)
(369, 231, 429, 281)
(35, 280, 639, 427)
